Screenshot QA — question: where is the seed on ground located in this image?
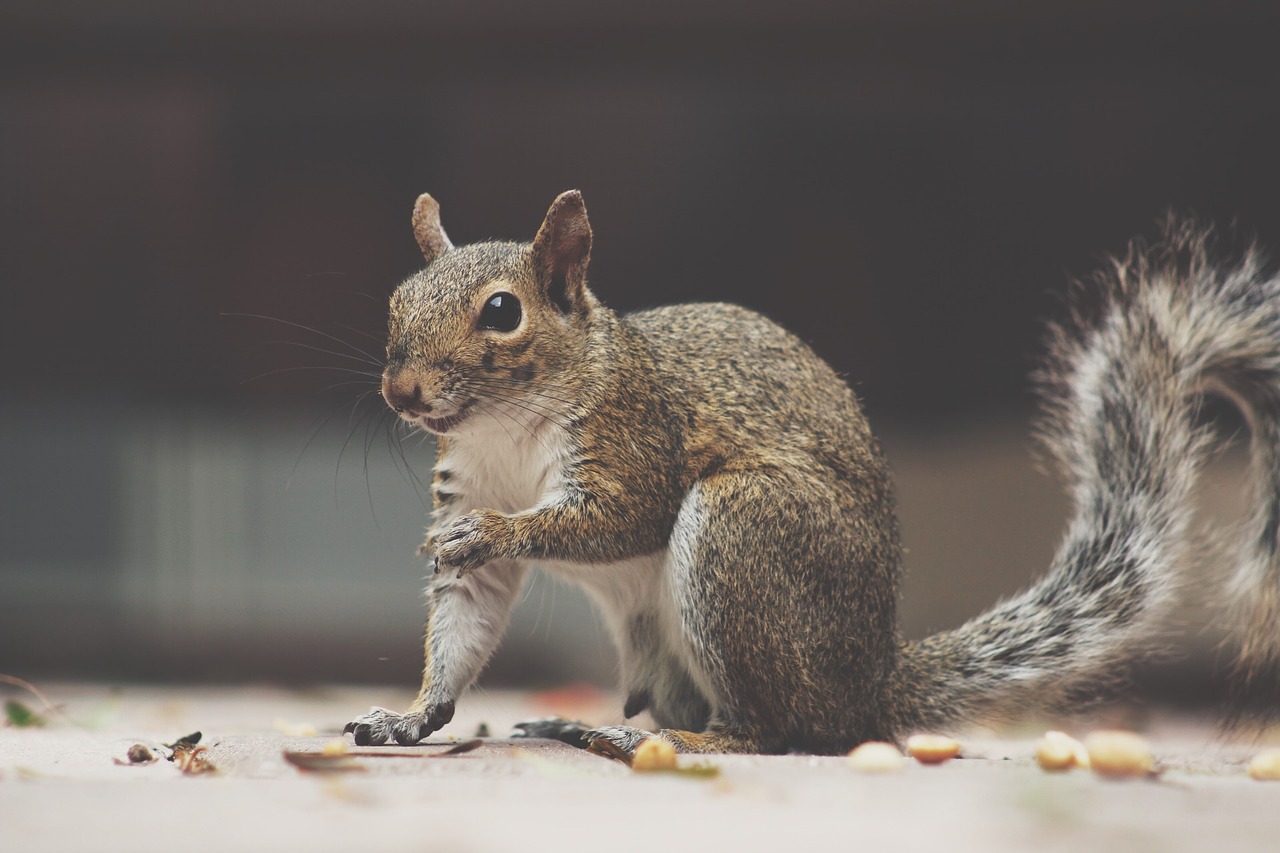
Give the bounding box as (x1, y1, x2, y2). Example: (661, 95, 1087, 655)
(1084, 730, 1153, 778)
(848, 741, 905, 773)
(632, 737, 677, 772)
(1035, 730, 1089, 772)
(1248, 749, 1280, 781)
(906, 734, 961, 765)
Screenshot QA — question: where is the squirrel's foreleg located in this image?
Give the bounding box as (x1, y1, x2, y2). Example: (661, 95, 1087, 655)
(345, 561, 528, 745)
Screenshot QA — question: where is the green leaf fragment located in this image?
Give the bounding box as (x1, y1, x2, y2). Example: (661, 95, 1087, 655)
(4, 699, 46, 728)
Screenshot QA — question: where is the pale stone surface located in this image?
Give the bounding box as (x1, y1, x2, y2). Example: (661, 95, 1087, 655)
(2, 684, 1279, 853)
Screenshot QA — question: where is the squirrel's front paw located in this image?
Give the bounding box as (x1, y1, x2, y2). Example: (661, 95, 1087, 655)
(342, 702, 455, 746)
(433, 510, 514, 577)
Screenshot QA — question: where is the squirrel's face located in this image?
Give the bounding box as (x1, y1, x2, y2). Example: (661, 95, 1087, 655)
(382, 191, 596, 436)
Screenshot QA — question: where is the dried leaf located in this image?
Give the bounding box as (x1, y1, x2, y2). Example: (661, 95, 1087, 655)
(283, 751, 365, 773)
(435, 738, 483, 756)
(174, 746, 216, 775)
(586, 738, 633, 765)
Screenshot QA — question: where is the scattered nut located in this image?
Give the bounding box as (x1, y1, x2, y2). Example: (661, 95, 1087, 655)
(1084, 730, 1153, 778)
(126, 743, 155, 764)
(1035, 730, 1089, 772)
(1248, 749, 1280, 781)
(632, 737, 678, 772)
(906, 734, 961, 765)
(320, 739, 348, 757)
(847, 741, 904, 773)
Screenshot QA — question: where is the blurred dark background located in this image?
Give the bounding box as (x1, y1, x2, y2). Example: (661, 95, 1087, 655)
(2, 2, 1277, 704)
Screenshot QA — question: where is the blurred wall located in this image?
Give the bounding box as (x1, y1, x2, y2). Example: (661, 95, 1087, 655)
(2, 2, 1278, 700)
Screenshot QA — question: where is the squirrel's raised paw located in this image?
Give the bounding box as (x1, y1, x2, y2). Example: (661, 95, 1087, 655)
(434, 510, 514, 578)
(342, 702, 455, 746)
(511, 716, 593, 748)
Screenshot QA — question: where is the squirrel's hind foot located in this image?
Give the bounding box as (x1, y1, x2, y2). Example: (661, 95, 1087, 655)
(583, 724, 653, 756)
(510, 716, 593, 748)
(582, 724, 769, 756)
(510, 719, 659, 756)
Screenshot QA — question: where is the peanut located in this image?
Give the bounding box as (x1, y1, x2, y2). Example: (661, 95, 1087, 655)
(1084, 730, 1154, 778)
(1248, 748, 1280, 780)
(906, 734, 961, 765)
(847, 741, 905, 773)
(1035, 730, 1089, 772)
(632, 737, 678, 772)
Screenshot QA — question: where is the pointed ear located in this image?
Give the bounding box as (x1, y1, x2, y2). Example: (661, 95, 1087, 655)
(531, 190, 593, 314)
(412, 193, 453, 265)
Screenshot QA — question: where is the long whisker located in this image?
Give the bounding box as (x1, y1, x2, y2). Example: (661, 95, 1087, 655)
(385, 411, 433, 504)
(336, 322, 387, 347)
(475, 395, 566, 457)
(468, 386, 571, 430)
(360, 401, 390, 527)
(483, 407, 521, 449)
(264, 338, 382, 368)
(289, 407, 342, 492)
(385, 419, 430, 507)
(222, 312, 384, 365)
(464, 379, 587, 411)
(466, 377, 581, 409)
(466, 371, 586, 393)
(318, 379, 382, 394)
(467, 374, 586, 398)
(336, 395, 383, 508)
(243, 364, 383, 385)
(466, 386, 570, 423)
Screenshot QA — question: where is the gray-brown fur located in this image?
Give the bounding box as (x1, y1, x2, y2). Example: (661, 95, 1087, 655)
(895, 220, 1280, 730)
(347, 195, 1280, 753)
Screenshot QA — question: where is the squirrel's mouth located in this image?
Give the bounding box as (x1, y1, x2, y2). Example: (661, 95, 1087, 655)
(416, 400, 475, 435)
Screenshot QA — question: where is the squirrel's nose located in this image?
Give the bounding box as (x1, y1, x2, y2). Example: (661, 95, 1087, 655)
(382, 371, 429, 414)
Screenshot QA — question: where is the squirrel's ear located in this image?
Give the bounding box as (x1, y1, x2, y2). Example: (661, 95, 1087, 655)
(412, 193, 453, 265)
(531, 190, 593, 314)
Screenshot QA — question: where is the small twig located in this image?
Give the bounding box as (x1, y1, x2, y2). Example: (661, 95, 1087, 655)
(0, 674, 77, 726)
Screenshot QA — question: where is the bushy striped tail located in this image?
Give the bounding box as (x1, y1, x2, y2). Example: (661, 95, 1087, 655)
(893, 219, 1280, 731)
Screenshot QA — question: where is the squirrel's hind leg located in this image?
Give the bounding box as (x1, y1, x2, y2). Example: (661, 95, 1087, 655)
(663, 467, 899, 754)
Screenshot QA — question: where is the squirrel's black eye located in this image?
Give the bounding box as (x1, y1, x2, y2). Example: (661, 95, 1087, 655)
(478, 292, 522, 332)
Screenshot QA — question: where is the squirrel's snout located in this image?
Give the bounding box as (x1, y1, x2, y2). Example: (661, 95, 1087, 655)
(382, 371, 429, 414)
(382, 366, 460, 416)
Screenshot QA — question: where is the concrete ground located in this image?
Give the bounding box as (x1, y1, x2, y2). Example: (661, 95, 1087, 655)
(2, 683, 1279, 853)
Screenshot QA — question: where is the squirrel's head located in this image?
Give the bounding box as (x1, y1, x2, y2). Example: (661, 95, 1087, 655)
(382, 190, 597, 436)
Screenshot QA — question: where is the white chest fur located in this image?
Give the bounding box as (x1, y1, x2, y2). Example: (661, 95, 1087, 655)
(434, 408, 573, 516)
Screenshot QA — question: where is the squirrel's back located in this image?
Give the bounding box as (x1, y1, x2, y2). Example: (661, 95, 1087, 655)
(626, 302, 887, 475)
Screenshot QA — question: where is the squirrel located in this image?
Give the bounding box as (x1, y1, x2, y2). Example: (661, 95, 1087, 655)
(344, 191, 1280, 754)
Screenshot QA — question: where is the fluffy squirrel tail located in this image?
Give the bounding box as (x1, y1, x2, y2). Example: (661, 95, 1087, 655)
(892, 218, 1280, 731)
